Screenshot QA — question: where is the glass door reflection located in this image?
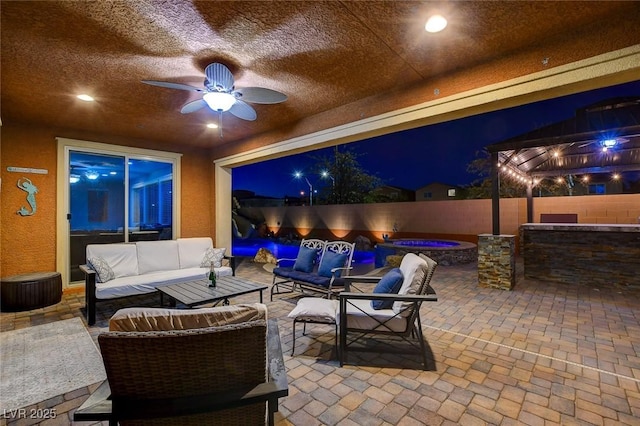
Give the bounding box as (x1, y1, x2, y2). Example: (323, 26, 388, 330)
(69, 152, 125, 281)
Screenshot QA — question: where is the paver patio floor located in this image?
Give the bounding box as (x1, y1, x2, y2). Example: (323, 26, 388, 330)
(1, 257, 639, 425)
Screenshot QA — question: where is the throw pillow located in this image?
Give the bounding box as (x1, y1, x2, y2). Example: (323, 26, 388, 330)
(371, 267, 404, 310)
(293, 246, 318, 273)
(200, 247, 226, 268)
(317, 250, 348, 278)
(88, 256, 115, 283)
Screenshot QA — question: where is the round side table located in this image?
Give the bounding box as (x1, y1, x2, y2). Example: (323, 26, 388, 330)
(1, 272, 62, 312)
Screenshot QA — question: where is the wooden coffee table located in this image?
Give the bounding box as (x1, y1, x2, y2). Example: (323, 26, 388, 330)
(157, 275, 268, 308)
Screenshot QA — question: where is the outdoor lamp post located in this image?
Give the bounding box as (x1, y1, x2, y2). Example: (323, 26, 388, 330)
(321, 170, 335, 204)
(321, 170, 335, 186)
(294, 171, 313, 206)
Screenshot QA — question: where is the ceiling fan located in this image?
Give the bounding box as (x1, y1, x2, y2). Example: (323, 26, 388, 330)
(142, 63, 287, 122)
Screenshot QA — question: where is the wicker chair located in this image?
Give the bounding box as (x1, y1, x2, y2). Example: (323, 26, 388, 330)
(74, 304, 288, 426)
(338, 253, 438, 370)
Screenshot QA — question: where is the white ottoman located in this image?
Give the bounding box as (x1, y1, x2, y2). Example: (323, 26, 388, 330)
(287, 297, 338, 356)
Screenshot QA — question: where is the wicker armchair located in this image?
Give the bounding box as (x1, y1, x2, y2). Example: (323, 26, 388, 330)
(74, 304, 287, 426)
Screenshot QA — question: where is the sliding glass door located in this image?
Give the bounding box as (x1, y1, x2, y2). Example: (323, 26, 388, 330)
(128, 158, 173, 242)
(68, 151, 174, 281)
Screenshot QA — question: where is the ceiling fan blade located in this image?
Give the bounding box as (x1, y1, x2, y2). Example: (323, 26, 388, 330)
(235, 87, 287, 104)
(205, 63, 234, 91)
(142, 80, 204, 92)
(229, 100, 257, 121)
(180, 99, 207, 114)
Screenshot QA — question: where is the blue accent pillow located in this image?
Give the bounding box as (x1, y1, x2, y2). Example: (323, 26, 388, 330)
(371, 268, 404, 310)
(293, 246, 318, 273)
(318, 251, 348, 278)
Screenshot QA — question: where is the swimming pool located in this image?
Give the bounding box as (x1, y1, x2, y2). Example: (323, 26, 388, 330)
(232, 238, 375, 266)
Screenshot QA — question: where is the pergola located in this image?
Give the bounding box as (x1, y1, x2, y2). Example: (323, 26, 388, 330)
(486, 96, 640, 234)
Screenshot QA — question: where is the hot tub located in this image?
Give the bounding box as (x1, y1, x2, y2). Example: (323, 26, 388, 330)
(375, 239, 477, 266)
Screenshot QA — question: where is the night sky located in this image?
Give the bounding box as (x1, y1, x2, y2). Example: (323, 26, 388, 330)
(233, 80, 640, 198)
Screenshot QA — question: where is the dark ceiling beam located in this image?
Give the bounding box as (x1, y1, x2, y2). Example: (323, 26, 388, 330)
(531, 163, 640, 178)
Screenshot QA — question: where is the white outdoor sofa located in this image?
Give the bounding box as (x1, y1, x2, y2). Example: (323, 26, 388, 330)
(81, 237, 235, 325)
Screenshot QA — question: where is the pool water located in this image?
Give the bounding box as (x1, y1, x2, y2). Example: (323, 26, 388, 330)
(232, 238, 375, 266)
(392, 239, 460, 248)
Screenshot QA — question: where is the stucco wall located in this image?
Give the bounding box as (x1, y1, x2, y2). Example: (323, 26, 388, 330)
(1, 123, 215, 278)
(252, 194, 640, 245)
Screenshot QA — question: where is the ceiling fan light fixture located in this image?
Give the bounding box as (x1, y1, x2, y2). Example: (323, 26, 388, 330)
(77, 94, 94, 102)
(203, 92, 236, 112)
(425, 15, 447, 33)
(85, 170, 100, 180)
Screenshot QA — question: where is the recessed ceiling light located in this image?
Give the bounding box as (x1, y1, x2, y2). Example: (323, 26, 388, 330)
(425, 15, 447, 33)
(207, 123, 218, 129)
(77, 94, 94, 102)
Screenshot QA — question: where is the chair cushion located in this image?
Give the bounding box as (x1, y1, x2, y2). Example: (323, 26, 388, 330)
(288, 271, 332, 287)
(318, 251, 348, 278)
(200, 247, 225, 268)
(371, 267, 404, 310)
(108, 303, 268, 332)
(293, 246, 318, 273)
(287, 297, 338, 321)
(273, 267, 294, 278)
(393, 262, 428, 316)
(340, 299, 409, 333)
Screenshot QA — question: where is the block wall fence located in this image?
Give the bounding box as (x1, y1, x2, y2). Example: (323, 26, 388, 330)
(250, 194, 640, 252)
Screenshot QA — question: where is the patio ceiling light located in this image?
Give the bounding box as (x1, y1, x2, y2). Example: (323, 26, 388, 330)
(425, 15, 447, 33)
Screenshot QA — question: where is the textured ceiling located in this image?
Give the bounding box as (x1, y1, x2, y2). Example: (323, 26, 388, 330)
(2, 1, 640, 154)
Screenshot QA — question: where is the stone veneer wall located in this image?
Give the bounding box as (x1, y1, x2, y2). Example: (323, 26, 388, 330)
(477, 234, 516, 290)
(521, 224, 640, 288)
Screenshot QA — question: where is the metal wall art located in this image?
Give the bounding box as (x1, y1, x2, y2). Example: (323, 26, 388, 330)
(16, 177, 38, 216)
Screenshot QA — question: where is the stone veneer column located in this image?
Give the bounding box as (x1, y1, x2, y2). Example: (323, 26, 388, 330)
(477, 234, 515, 290)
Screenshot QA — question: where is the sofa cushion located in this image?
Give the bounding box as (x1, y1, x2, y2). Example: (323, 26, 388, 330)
(318, 251, 348, 278)
(94, 266, 233, 299)
(371, 267, 404, 310)
(200, 247, 225, 268)
(293, 246, 318, 273)
(177, 237, 214, 269)
(86, 243, 139, 278)
(136, 240, 180, 275)
(87, 256, 115, 283)
(109, 303, 268, 332)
